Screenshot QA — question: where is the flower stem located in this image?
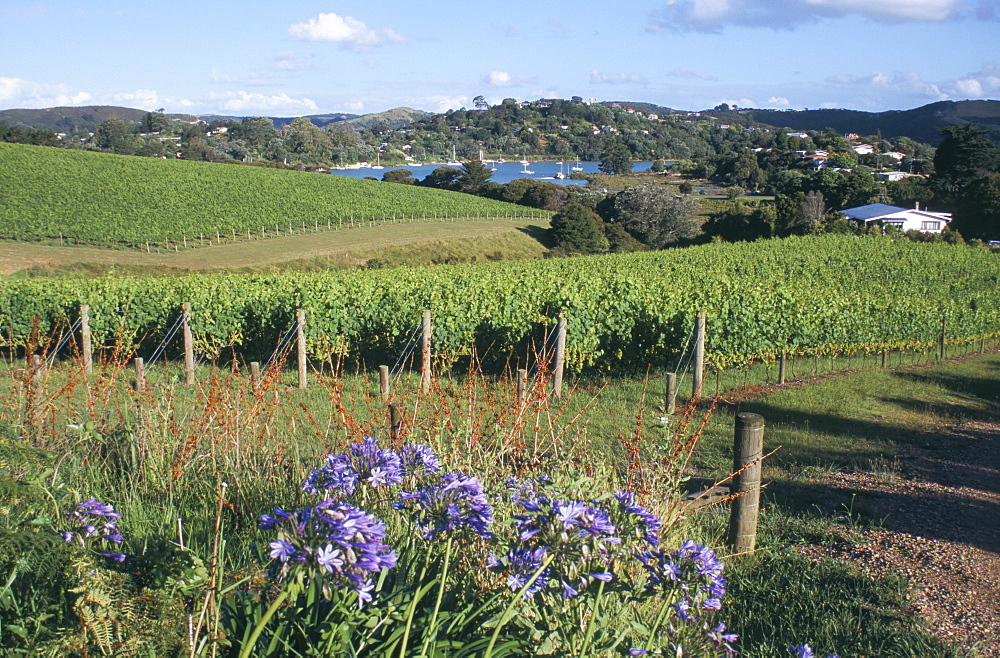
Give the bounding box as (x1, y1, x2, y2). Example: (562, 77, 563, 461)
(579, 578, 605, 655)
(421, 536, 453, 656)
(643, 595, 674, 651)
(238, 589, 288, 658)
(399, 552, 430, 658)
(484, 554, 553, 658)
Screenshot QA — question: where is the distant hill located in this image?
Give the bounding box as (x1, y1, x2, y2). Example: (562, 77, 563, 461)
(0, 105, 154, 132)
(332, 107, 434, 131)
(0, 105, 431, 133)
(704, 100, 1000, 145)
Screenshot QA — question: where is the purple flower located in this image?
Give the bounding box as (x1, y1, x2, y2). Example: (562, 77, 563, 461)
(101, 552, 126, 562)
(708, 623, 738, 655)
(400, 443, 440, 477)
(349, 437, 403, 488)
(628, 650, 650, 656)
(488, 547, 549, 598)
(613, 490, 662, 546)
(303, 454, 359, 498)
(638, 540, 728, 625)
(396, 471, 493, 540)
(789, 645, 814, 658)
(59, 498, 126, 560)
(260, 499, 397, 601)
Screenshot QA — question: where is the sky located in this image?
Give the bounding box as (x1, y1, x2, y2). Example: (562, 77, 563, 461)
(1, 1, 998, 117)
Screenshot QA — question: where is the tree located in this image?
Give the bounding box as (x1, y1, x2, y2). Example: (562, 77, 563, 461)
(613, 185, 701, 248)
(140, 111, 169, 133)
(473, 95, 488, 110)
(93, 118, 137, 154)
(952, 172, 1000, 240)
(382, 169, 415, 184)
(285, 117, 332, 163)
(702, 203, 776, 242)
(599, 139, 633, 175)
(550, 203, 609, 254)
(456, 160, 493, 194)
(932, 124, 1000, 205)
(419, 166, 462, 190)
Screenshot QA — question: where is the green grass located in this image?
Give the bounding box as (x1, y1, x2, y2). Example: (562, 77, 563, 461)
(0, 218, 553, 276)
(0, 142, 544, 248)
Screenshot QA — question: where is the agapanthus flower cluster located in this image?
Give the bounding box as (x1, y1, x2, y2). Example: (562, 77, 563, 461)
(611, 490, 663, 547)
(789, 644, 839, 658)
(638, 539, 727, 621)
(708, 623, 739, 657)
(59, 498, 126, 562)
(260, 499, 397, 606)
(303, 438, 440, 497)
(395, 471, 493, 540)
(492, 491, 621, 599)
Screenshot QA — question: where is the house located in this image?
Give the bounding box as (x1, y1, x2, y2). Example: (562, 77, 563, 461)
(786, 132, 808, 138)
(853, 144, 874, 155)
(841, 202, 952, 233)
(879, 171, 907, 182)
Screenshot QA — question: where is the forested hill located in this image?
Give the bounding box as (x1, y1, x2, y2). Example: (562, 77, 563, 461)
(704, 100, 1000, 145)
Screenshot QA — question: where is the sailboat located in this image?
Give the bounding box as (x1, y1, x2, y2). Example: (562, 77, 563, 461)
(571, 157, 583, 172)
(446, 145, 462, 167)
(520, 157, 534, 175)
(554, 161, 566, 179)
(371, 151, 384, 170)
(519, 153, 529, 166)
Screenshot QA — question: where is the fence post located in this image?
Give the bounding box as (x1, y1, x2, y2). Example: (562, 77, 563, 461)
(692, 310, 706, 399)
(553, 315, 567, 399)
(80, 304, 92, 375)
(882, 349, 889, 368)
(182, 303, 195, 385)
(388, 404, 402, 442)
(516, 368, 528, 406)
(665, 372, 677, 415)
(728, 412, 764, 554)
(296, 309, 307, 390)
(28, 354, 45, 433)
(250, 361, 262, 393)
(939, 317, 947, 361)
(133, 357, 147, 393)
(420, 310, 432, 394)
(778, 347, 787, 386)
(379, 365, 391, 402)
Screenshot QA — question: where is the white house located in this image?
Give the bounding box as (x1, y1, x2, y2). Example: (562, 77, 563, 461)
(853, 144, 874, 155)
(841, 202, 952, 233)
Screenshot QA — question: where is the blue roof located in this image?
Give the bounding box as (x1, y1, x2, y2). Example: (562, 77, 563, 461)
(841, 203, 909, 221)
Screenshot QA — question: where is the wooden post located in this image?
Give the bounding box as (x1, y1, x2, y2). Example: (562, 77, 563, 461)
(778, 347, 787, 386)
(553, 315, 567, 399)
(692, 310, 706, 400)
(181, 303, 195, 385)
(388, 404, 402, 441)
(939, 317, 947, 361)
(981, 336, 987, 353)
(80, 304, 92, 375)
(250, 361, 261, 393)
(881, 350, 889, 368)
(420, 310, 432, 394)
(296, 309, 307, 390)
(516, 368, 528, 406)
(133, 357, 146, 392)
(728, 412, 764, 554)
(28, 354, 45, 431)
(663, 372, 677, 416)
(379, 365, 391, 402)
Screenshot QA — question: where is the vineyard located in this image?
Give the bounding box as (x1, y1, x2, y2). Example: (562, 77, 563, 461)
(0, 143, 541, 249)
(3, 235, 999, 371)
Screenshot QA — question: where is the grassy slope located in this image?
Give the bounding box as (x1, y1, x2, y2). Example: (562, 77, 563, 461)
(0, 218, 552, 276)
(0, 143, 541, 247)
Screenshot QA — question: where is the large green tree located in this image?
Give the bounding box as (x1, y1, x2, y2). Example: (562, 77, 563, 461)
(599, 139, 633, 175)
(612, 185, 701, 248)
(550, 203, 609, 254)
(932, 124, 1000, 204)
(457, 160, 493, 194)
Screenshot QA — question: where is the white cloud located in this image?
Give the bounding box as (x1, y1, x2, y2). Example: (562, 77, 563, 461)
(953, 62, 1000, 97)
(288, 13, 403, 49)
(210, 68, 272, 86)
(826, 69, 950, 101)
(0, 77, 92, 108)
(589, 69, 649, 85)
(273, 52, 317, 72)
(419, 95, 469, 112)
(665, 67, 717, 81)
(482, 71, 535, 88)
(109, 89, 161, 108)
(206, 91, 318, 114)
(648, 0, 982, 31)
(767, 96, 791, 106)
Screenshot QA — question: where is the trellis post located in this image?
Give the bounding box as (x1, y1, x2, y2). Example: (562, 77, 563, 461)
(296, 309, 307, 390)
(80, 305, 92, 375)
(553, 315, 567, 399)
(728, 412, 764, 554)
(133, 357, 147, 393)
(250, 362, 262, 393)
(379, 365, 391, 402)
(665, 372, 677, 415)
(420, 310, 432, 394)
(692, 310, 706, 399)
(778, 347, 787, 386)
(182, 303, 195, 385)
(516, 368, 528, 406)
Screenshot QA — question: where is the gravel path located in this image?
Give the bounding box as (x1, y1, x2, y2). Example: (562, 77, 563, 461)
(805, 420, 1000, 654)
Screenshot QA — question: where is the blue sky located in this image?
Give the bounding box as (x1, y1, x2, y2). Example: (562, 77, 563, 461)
(2, 1, 998, 116)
